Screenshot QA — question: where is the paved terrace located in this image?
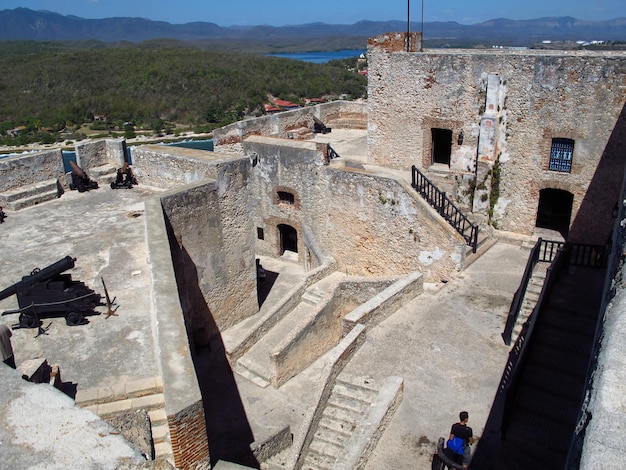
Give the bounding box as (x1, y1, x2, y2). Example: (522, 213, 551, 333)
(0, 130, 530, 469)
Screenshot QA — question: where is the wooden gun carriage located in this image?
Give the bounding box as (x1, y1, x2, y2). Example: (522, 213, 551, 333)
(0, 256, 101, 328)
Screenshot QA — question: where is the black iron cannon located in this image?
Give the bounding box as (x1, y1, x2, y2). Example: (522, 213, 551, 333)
(0, 256, 102, 328)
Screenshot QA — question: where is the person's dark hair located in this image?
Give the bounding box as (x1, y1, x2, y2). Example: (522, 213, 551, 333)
(459, 411, 469, 422)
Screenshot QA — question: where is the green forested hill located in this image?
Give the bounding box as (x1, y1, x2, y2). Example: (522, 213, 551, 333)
(0, 41, 366, 145)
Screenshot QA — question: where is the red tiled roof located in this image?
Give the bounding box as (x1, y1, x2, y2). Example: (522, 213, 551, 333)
(272, 99, 300, 108)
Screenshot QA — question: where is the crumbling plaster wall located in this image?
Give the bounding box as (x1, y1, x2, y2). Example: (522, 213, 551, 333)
(367, 42, 626, 240)
(244, 135, 464, 283)
(325, 169, 463, 282)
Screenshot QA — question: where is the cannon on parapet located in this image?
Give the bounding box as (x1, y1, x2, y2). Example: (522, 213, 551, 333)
(312, 116, 332, 134)
(69, 160, 99, 192)
(0, 256, 102, 328)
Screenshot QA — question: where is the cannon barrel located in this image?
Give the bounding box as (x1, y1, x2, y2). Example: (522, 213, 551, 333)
(0, 256, 76, 301)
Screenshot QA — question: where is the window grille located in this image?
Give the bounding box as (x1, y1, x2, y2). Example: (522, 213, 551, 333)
(549, 138, 574, 173)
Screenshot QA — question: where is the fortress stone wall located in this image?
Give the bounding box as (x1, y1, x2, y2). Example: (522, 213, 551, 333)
(243, 135, 466, 282)
(367, 37, 626, 243)
(213, 100, 367, 152)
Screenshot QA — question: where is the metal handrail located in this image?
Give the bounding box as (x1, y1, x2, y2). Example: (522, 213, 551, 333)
(502, 238, 543, 345)
(498, 247, 568, 438)
(411, 166, 479, 253)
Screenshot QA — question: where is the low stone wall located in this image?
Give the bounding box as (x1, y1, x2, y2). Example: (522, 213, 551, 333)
(271, 274, 421, 387)
(0, 149, 64, 193)
(76, 138, 125, 170)
(213, 100, 367, 148)
(131, 144, 222, 189)
(343, 271, 424, 333)
(144, 195, 210, 470)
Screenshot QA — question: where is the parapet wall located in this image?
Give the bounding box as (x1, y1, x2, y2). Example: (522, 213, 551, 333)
(144, 195, 209, 469)
(213, 100, 367, 151)
(0, 149, 64, 192)
(76, 138, 125, 170)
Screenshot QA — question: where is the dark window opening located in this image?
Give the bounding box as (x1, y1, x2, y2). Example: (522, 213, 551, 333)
(549, 138, 574, 173)
(432, 128, 452, 166)
(278, 224, 298, 254)
(278, 191, 295, 205)
(257, 227, 264, 240)
(536, 188, 574, 238)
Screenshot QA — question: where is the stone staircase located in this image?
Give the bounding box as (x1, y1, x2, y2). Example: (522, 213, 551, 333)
(484, 266, 606, 469)
(235, 272, 346, 388)
(510, 262, 548, 342)
(74, 376, 173, 464)
(300, 374, 403, 470)
(0, 178, 60, 210)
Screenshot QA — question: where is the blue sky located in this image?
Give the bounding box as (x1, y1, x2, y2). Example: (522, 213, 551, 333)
(1, 1, 623, 26)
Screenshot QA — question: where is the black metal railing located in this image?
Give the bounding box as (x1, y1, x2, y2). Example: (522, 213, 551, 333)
(411, 165, 479, 253)
(498, 247, 568, 436)
(502, 238, 544, 345)
(502, 239, 609, 345)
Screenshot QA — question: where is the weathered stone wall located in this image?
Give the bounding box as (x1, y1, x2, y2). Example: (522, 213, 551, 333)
(324, 169, 463, 281)
(367, 41, 626, 242)
(213, 100, 367, 151)
(160, 167, 256, 341)
(76, 138, 125, 170)
(144, 195, 209, 469)
(245, 135, 330, 266)
(131, 144, 220, 188)
(0, 150, 64, 192)
(244, 135, 465, 283)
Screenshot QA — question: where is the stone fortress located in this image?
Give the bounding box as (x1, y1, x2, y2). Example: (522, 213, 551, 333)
(0, 31, 625, 470)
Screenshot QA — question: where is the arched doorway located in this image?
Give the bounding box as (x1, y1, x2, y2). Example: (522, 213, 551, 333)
(536, 188, 574, 238)
(278, 224, 298, 254)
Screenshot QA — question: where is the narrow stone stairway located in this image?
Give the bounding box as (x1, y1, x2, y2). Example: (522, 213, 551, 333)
(235, 272, 346, 388)
(493, 265, 605, 470)
(300, 374, 401, 470)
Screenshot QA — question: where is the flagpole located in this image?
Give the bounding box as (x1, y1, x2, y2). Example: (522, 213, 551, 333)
(421, 0, 424, 52)
(407, 0, 411, 52)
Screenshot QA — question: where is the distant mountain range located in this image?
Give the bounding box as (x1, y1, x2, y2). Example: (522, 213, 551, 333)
(1, 8, 625, 45)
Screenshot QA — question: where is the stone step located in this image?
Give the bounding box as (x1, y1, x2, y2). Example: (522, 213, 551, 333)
(334, 379, 379, 403)
(75, 376, 164, 406)
(317, 416, 353, 438)
(154, 441, 175, 462)
(148, 408, 167, 427)
(0, 178, 59, 204)
(302, 448, 335, 470)
(308, 438, 342, 459)
(6, 189, 59, 211)
(151, 422, 170, 444)
(84, 392, 165, 419)
(235, 359, 272, 388)
(327, 392, 371, 416)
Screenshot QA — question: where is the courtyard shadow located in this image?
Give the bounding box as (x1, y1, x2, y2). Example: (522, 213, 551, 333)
(166, 221, 258, 468)
(568, 102, 626, 245)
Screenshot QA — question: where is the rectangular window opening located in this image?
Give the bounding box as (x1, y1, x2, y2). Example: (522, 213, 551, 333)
(549, 138, 574, 173)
